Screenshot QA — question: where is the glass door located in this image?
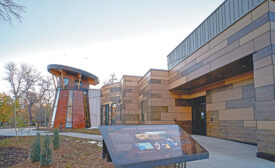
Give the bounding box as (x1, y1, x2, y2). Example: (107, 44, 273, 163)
(192, 96, 206, 135)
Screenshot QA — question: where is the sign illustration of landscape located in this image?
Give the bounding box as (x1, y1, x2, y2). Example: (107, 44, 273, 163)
(100, 125, 209, 168)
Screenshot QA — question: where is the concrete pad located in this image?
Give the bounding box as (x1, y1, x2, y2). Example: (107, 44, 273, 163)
(189, 135, 275, 168)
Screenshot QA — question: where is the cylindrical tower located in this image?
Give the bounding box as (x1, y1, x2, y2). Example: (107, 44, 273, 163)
(47, 64, 99, 129)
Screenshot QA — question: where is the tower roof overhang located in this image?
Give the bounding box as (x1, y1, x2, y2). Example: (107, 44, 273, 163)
(47, 64, 99, 85)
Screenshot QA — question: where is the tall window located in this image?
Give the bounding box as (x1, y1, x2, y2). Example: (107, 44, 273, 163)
(66, 90, 73, 128)
(105, 104, 109, 125)
(56, 78, 60, 88)
(100, 105, 104, 125)
(111, 104, 117, 125)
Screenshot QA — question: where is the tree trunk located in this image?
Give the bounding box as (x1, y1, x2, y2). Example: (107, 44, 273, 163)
(28, 105, 33, 125)
(14, 97, 18, 140)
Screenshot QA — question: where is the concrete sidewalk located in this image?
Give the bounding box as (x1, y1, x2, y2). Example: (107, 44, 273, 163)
(0, 128, 102, 141)
(189, 135, 275, 168)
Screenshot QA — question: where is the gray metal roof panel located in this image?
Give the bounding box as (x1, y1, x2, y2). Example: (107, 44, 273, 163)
(47, 64, 99, 84)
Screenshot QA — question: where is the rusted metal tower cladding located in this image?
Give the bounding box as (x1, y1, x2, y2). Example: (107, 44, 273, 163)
(47, 64, 99, 129)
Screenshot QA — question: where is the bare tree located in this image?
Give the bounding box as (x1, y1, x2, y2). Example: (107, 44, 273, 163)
(0, 0, 25, 24)
(104, 73, 118, 85)
(42, 79, 55, 106)
(25, 75, 53, 125)
(22, 64, 40, 125)
(4, 62, 28, 138)
(41, 77, 55, 124)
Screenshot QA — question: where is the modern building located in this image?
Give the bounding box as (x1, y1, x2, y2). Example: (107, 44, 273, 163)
(48, 64, 99, 129)
(101, 0, 275, 161)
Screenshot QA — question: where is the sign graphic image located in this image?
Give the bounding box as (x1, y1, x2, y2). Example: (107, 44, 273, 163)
(134, 143, 154, 151)
(135, 131, 178, 151)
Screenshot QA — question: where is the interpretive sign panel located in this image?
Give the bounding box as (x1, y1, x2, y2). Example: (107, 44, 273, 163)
(100, 125, 209, 168)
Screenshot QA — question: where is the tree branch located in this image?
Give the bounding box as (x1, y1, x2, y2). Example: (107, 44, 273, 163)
(0, 0, 25, 24)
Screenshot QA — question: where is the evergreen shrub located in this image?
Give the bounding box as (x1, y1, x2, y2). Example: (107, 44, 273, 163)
(30, 132, 41, 162)
(52, 128, 60, 149)
(40, 134, 52, 166)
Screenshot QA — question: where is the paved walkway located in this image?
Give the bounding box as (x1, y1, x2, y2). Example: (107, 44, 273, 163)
(189, 135, 275, 168)
(0, 128, 274, 168)
(0, 128, 102, 141)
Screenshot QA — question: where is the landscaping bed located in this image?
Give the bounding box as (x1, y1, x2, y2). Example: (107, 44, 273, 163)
(0, 136, 113, 168)
(0, 146, 28, 168)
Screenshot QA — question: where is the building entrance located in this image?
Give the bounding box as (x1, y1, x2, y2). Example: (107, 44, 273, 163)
(192, 96, 206, 135)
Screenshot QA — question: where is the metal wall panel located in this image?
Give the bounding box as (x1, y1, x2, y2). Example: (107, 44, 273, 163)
(167, 0, 266, 69)
(88, 89, 101, 128)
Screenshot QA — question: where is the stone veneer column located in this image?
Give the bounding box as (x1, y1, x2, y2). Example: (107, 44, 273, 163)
(253, 0, 275, 160)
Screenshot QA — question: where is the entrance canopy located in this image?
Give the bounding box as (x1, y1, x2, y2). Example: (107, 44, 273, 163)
(171, 55, 253, 91)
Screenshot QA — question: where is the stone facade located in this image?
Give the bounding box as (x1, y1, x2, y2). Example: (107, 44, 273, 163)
(120, 76, 141, 125)
(206, 76, 257, 144)
(101, 70, 193, 133)
(100, 82, 121, 125)
(254, 0, 275, 157)
(100, 0, 275, 160)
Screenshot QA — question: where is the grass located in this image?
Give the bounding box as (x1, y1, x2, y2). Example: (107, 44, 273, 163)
(36, 128, 101, 135)
(0, 137, 11, 146)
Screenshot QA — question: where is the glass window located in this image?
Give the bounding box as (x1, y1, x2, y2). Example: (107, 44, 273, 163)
(111, 104, 117, 125)
(64, 78, 69, 88)
(101, 105, 104, 125)
(105, 104, 109, 125)
(74, 80, 82, 88)
(66, 107, 73, 127)
(66, 90, 73, 128)
(56, 78, 60, 88)
(68, 90, 73, 106)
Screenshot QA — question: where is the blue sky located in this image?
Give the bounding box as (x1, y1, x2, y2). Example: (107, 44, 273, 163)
(0, 0, 224, 90)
